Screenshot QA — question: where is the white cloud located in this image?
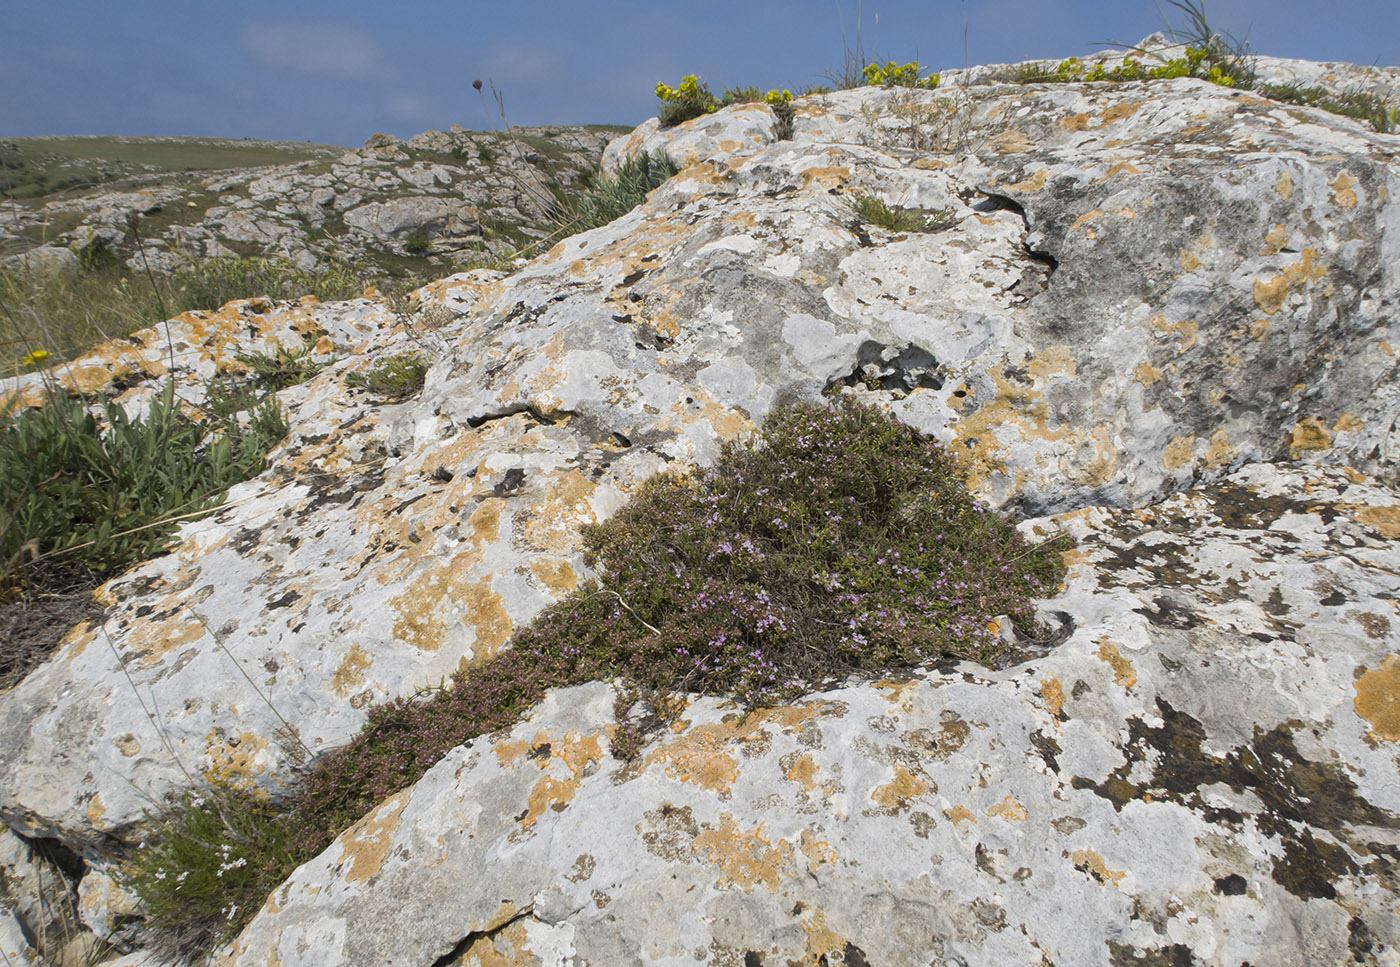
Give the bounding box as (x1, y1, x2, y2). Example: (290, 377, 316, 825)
(387, 95, 426, 122)
(239, 22, 379, 78)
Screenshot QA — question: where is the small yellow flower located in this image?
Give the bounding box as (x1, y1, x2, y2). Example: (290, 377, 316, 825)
(22, 349, 48, 369)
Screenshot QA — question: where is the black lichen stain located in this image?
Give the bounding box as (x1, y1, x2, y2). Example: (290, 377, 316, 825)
(1212, 873, 1247, 895)
(1107, 940, 1198, 966)
(1072, 700, 1400, 901)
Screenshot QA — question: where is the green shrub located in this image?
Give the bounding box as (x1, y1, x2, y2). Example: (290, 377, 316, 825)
(0, 384, 287, 589)
(847, 192, 953, 233)
(401, 230, 432, 256)
(120, 784, 301, 964)
(344, 352, 428, 397)
(655, 75, 719, 128)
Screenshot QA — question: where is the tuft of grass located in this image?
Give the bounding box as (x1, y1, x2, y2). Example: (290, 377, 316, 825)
(550, 151, 681, 236)
(1256, 83, 1399, 133)
(168, 256, 367, 315)
(125, 398, 1068, 950)
(343, 352, 428, 397)
(847, 192, 953, 232)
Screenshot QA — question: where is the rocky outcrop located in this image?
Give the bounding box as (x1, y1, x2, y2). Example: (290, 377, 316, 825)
(0, 126, 621, 277)
(2, 42, 1398, 965)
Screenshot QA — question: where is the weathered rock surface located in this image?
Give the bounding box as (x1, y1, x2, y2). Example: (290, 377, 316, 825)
(223, 462, 1400, 966)
(1, 44, 1398, 966)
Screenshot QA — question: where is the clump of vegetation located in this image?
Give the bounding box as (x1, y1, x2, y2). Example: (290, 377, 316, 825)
(0, 383, 287, 592)
(401, 230, 432, 256)
(169, 256, 366, 315)
(655, 75, 719, 128)
(1020, 48, 1238, 87)
(126, 398, 1067, 949)
(864, 60, 939, 89)
(344, 352, 428, 397)
(235, 344, 330, 392)
(1256, 83, 1399, 134)
(120, 784, 301, 962)
(551, 151, 681, 235)
(847, 192, 954, 232)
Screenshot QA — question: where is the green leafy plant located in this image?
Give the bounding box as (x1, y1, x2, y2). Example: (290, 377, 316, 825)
(120, 783, 301, 964)
(863, 60, 939, 89)
(721, 85, 763, 106)
(0, 383, 287, 591)
(235, 344, 330, 392)
(654, 75, 719, 128)
(343, 352, 428, 397)
(847, 192, 954, 232)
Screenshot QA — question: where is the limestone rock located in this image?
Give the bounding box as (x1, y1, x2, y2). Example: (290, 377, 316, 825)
(224, 464, 1400, 966)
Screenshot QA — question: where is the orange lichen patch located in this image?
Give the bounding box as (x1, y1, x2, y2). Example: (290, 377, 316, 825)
(518, 775, 581, 829)
(126, 615, 204, 667)
(1059, 113, 1091, 131)
(1071, 209, 1105, 233)
(1262, 224, 1290, 256)
(524, 471, 599, 554)
(1249, 317, 1271, 341)
(799, 909, 847, 963)
(1334, 413, 1363, 434)
(331, 643, 373, 698)
(870, 765, 930, 811)
(204, 730, 271, 790)
(460, 577, 513, 659)
(944, 805, 977, 827)
(1162, 433, 1196, 472)
(1204, 428, 1239, 470)
(1150, 315, 1198, 352)
(113, 733, 140, 757)
(1099, 100, 1144, 124)
(798, 165, 850, 190)
(1329, 172, 1358, 209)
(1253, 248, 1326, 316)
(646, 725, 741, 792)
(1040, 677, 1066, 717)
(874, 679, 917, 707)
(693, 813, 795, 893)
(1006, 168, 1050, 192)
(340, 789, 410, 885)
(1133, 362, 1164, 387)
(1179, 233, 1213, 272)
(798, 829, 838, 870)
(950, 347, 1080, 494)
(1076, 425, 1120, 489)
(453, 918, 533, 967)
(1345, 505, 1400, 540)
(86, 792, 104, 827)
(785, 754, 820, 791)
(1289, 418, 1334, 459)
(1354, 655, 1400, 741)
(529, 557, 579, 593)
(987, 795, 1028, 821)
(988, 129, 1035, 153)
(59, 621, 99, 661)
(1275, 170, 1294, 199)
(1097, 639, 1137, 688)
(1071, 847, 1126, 886)
(1097, 162, 1141, 182)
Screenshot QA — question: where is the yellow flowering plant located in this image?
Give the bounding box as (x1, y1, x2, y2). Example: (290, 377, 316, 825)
(863, 61, 939, 89)
(655, 74, 718, 127)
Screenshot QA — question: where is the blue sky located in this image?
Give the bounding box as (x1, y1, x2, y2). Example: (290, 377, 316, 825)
(2, 1, 1396, 146)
